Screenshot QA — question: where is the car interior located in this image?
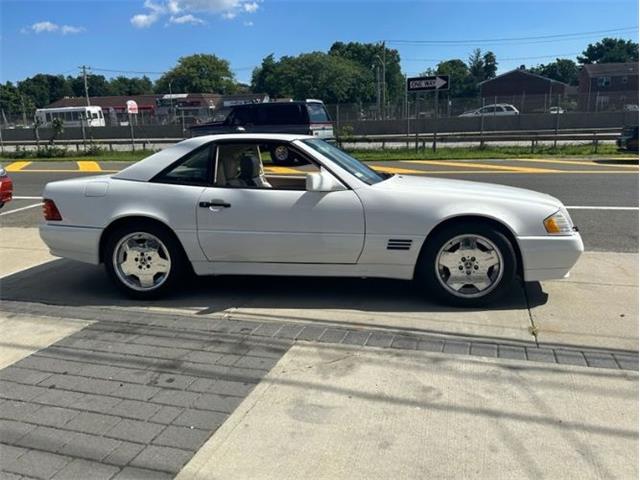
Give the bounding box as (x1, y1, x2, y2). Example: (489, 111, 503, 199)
(215, 142, 317, 190)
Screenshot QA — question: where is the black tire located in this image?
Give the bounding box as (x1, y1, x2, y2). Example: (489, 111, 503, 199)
(270, 144, 293, 166)
(104, 220, 188, 299)
(415, 221, 517, 307)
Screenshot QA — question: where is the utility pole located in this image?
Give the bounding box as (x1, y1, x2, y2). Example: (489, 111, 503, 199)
(381, 41, 386, 119)
(80, 65, 91, 106)
(20, 95, 27, 126)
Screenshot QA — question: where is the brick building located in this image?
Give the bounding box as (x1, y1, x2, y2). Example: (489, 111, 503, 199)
(577, 63, 639, 111)
(478, 69, 568, 113)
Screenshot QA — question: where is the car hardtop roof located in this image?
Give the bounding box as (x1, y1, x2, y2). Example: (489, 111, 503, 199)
(113, 133, 315, 182)
(197, 133, 313, 142)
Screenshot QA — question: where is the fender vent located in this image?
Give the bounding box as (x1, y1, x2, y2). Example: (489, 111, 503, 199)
(387, 239, 412, 251)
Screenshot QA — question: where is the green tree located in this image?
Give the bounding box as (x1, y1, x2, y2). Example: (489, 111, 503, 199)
(17, 74, 72, 108)
(67, 74, 112, 98)
(155, 54, 236, 94)
(329, 41, 404, 103)
(0, 82, 25, 116)
(482, 51, 498, 79)
(467, 49, 497, 83)
(436, 59, 476, 97)
(530, 59, 579, 85)
(251, 52, 373, 103)
(468, 49, 484, 81)
(578, 37, 639, 64)
(108, 76, 154, 96)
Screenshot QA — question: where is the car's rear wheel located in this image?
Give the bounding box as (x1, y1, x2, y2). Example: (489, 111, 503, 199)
(270, 144, 292, 166)
(416, 222, 517, 307)
(104, 222, 186, 299)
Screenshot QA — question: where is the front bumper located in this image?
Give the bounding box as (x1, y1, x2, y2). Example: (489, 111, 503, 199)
(39, 223, 102, 265)
(518, 233, 584, 282)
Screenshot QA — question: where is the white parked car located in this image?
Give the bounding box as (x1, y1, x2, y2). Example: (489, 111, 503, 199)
(39, 134, 583, 306)
(459, 104, 519, 117)
(549, 106, 565, 114)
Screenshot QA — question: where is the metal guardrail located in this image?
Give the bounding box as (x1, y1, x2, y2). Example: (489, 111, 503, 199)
(0, 128, 623, 154)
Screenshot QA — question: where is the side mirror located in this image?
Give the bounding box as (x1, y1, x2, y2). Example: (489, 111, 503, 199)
(306, 169, 346, 192)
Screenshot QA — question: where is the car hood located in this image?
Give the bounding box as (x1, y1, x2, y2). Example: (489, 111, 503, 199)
(374, 174, 562, 209)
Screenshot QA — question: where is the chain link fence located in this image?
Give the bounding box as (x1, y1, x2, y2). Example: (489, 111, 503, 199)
(326, 91, 639, 125)
(1, 91, 637, 131)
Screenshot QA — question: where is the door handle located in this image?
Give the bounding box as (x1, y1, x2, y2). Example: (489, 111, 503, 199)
(199, 200, 231, 208)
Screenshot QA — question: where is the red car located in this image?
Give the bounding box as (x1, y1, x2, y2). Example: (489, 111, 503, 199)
(0, 166, 13, 208)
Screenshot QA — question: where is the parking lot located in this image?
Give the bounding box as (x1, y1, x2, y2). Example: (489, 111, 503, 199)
(1, 155, 638, 479)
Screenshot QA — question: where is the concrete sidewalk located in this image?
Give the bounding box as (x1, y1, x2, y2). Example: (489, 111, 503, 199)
(178, 343, 638, 480)
(1, 227, 637, 352)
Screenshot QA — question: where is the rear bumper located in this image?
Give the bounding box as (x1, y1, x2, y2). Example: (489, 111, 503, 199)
(518, 233, 584, 282)
(39, 224, 102, 265)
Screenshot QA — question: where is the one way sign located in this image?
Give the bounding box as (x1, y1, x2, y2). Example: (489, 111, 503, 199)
(406, 75, 450, 92)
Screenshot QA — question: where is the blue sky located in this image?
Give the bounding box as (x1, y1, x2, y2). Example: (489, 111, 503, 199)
(1, 0, 638, 85)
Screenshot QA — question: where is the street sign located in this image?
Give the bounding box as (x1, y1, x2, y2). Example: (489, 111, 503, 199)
(126, 100, 139, 115)
(407, 75, 450, 92)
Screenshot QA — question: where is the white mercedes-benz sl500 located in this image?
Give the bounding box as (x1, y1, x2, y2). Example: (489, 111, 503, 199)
(39, 134, 583, 306)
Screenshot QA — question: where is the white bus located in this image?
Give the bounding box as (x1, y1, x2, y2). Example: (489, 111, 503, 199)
(35, 106, 106, 128)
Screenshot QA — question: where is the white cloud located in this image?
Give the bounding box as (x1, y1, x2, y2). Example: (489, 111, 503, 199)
(131, 13, 159, 28)
(24, 21, 85, 35)
(61, 25, 85, 35)
(167, 0, 181, 13)
(243, 20, 253, 27)
(243, 2, 258, 13)
(32, 21, 59, 33)
(131, 0, 259, 27)
(170, 14, 205, 24)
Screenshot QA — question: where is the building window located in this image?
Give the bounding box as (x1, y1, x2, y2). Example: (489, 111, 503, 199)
(597, 76, 611, 88)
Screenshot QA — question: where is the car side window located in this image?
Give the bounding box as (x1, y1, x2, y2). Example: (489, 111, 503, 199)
(230, 106, 255, 126)
(214, 141, 319, 191)
(155, 144, 214, 186)
(255, 105, 304, 125)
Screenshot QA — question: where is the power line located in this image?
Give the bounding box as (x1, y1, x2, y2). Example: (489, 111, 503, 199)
(386, 26, 637, 45)
(404, 52, 582, 63)
(90, 65, 255, 76)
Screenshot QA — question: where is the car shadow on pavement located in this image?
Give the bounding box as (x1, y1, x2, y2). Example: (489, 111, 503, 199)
(1, 258, 547, 314)
(593, 158, 639, 165)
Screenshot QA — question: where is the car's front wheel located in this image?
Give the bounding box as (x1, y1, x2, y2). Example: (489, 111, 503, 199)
(416, 222, 517, 307)
(104, 222, 186, 299)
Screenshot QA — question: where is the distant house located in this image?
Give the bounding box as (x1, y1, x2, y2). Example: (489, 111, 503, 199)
(577, 63, 639, 111)
(478, 69, 568, 113)
(47, 93, 269, 125)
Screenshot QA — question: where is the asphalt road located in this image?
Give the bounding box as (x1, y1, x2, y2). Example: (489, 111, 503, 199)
(2, 158, 638, 252)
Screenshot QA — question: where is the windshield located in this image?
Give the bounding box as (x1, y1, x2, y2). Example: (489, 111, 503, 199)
(300, 139, 387, 185)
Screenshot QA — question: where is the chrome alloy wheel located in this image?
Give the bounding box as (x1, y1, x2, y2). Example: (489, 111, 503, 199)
(435, 234, 504, 299)
(274, 145, 289, 161)
(113, 232, 172, 291)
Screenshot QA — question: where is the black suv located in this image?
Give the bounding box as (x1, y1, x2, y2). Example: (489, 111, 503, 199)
(190, 100, 335, 160)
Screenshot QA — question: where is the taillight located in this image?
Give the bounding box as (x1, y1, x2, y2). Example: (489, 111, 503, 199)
(43, 199, 62, 221)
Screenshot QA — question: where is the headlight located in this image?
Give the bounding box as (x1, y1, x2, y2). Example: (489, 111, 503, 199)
(543, 210, 573, 234)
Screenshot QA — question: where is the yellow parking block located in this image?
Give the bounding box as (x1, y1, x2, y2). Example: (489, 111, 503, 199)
(76, 161, 102, 172)
(5, 161, 32, 172)
(403, 160, 561, 173)
(264, 166, 304, 174)
(371, 165, 425, 175)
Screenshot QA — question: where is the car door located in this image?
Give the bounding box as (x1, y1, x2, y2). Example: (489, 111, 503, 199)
(196, 142, 365, 263)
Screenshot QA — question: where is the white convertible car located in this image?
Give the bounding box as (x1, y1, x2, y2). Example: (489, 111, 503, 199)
(40, 134, 583, 306)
